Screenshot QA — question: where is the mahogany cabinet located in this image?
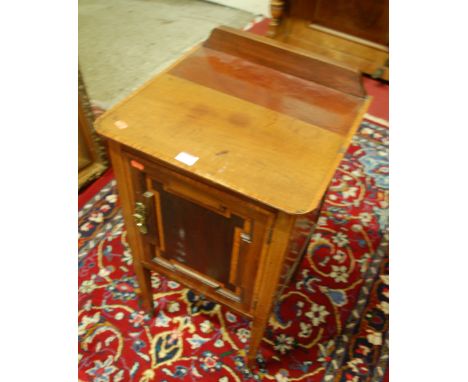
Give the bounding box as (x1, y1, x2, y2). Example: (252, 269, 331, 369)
(269, 0, 389, 80)
(95, 26, 370, 366)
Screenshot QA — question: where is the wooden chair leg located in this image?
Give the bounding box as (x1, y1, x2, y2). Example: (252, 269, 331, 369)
(268, 0, 286, 37)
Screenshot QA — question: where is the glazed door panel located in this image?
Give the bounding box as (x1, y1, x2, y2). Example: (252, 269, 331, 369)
(149, 177, 245, 291)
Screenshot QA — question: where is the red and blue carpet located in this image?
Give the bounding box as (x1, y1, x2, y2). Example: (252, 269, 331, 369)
(78, 119, 389, 382)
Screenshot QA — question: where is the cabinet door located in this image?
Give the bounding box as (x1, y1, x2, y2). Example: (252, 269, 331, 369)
(124, 151, 274, 312)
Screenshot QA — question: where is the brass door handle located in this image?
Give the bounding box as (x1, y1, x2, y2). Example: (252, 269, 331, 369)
(133, 201, 148, 234)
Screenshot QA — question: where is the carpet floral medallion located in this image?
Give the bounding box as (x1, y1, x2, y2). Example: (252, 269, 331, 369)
(78, 120, 389, 382)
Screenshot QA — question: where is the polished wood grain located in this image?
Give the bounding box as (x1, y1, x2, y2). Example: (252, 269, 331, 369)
(204, 26, 365, 97)
(96, 75, 369, 215)
(95, 26, 369, 367)
(170, 48, 365, 134)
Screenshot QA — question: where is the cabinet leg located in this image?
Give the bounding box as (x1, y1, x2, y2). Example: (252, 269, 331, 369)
(246, 212, 295, 369)
(134, 262, 154, 316)
(109, 140, 155, 316)
(247, 314, 270, 368)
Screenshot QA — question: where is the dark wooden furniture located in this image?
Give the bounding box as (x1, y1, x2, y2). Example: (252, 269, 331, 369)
(269, 0, 389, 80)
(95, 26, 370, 366)
(79, 70, 107, 189)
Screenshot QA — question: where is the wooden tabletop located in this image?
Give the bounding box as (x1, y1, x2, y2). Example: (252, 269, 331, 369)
(96, 27, 370, 214)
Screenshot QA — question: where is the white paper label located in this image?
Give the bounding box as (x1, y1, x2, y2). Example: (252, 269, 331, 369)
(175, 151, 199, 166)
(114, 120, 128, 129)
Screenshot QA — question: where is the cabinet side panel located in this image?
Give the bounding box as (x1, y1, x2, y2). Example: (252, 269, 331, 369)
(275, 208, 320, 299)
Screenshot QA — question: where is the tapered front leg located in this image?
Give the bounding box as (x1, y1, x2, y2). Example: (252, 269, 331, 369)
(108, 140, 155, 316)
(247, 212, 295, 368)
(134, 262, 154, 316)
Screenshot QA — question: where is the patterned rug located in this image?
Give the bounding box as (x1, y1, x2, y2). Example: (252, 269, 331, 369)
(78, 120, 389, 382)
